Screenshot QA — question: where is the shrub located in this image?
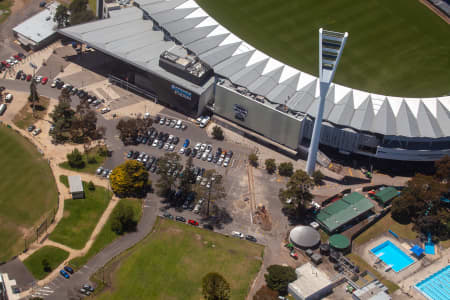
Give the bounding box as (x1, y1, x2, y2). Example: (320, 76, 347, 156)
(87, 181, 95, 191)
(312, 170, 325, 185)
(278, 162, 293, 177)
(248, 152, 259, 167)
(67, 148, 84, 168)
(212, 125, 224, 140)
(265, 159, 277, 174)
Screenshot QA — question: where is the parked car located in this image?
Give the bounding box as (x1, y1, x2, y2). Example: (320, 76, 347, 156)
(26, 74, 32, 81)
(183, 139, 190, 148)
(133, 151, 140, 159)
(175, 120, 182, 129)
(163, 212, 173, 219)
(64, 266, 74, 274)
(159, 117, 165, 125)
(185, 148, 192, 156)
(245, 235, 257, 242)
(179, 147, 185, 154)
(60, 270, 70, 279)
(83, 284, 95, 292)
(127, 150, 134, 158)
(188, 219, 199, 226)
(231, 231, 244, 239)
(41, 77, 48, 84)
(175, 216, 186, 223)
(32, 128, 41, 136)
(27, 125, 35, 132)
(96, 167, 104, 175)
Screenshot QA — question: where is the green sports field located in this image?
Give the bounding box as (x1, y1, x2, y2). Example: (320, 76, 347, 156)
(0, 126, 58, 262)
(93, 218, 263, 300)
(197, 0, 450, 97)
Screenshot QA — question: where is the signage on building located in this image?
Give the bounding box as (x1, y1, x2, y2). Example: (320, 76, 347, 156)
(171, 84, 192, 100)
(233, 104, 247, 121)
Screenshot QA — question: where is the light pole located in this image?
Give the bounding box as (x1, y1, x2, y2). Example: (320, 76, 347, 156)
(207, 176, 215, 216)
(306, 28, 348, 175)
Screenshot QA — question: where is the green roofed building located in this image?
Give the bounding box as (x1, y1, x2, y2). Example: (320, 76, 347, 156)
(374, 187, 399, 206)
(316, 192, 374, 233)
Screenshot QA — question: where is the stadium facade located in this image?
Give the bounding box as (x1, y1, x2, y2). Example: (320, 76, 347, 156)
(59, 0, 450, 162)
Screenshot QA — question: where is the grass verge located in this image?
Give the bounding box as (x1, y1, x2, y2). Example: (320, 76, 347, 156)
(23, 246, 69, 280)
(49, 182, 111, 249)
(353, 213, 417, 247)
(92, 217, 264, 300)
(0, 0, 12, 24)
(13, 96, 51, 130)
(0, 125, 58, 262)
(69, 198, 142, 270)
(59, 146, 108, 174)
(347, 253, 399, 293)
(59, 175, 69, 187)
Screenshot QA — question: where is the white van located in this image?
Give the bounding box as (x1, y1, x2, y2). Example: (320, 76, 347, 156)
(199, 118, 209, 128)
(5, 93, 13, 102)
(175, 119, 182, 129)
(0, 104, 6, 115)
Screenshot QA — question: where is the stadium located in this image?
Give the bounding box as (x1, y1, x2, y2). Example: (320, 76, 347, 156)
(59, 0, 450, 163)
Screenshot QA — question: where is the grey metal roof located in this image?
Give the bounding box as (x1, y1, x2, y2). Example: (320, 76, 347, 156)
(289, 226, 321, 248)
(60, 0, 450, 139)
(59, 7, 214, 95)
(68, 175, 83, 194)
(12, 2, 59, 44)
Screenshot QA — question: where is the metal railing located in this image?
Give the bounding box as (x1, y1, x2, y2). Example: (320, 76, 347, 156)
(108, 75, 158, 102)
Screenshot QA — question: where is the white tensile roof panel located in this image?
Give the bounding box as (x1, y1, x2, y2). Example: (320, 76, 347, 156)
(67, 0, 449, 139)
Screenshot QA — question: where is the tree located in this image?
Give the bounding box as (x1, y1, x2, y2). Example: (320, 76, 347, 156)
(202, 272, 231, 300)
(69, 0, 95, 26)
(179, 156, 194, 195)
(28, 80, 39, 117)
(312, 170, 325, 186)
(264, 265, 296, 295)
(110, 160, 150, 197)
(278, 162, 293, 177)
(155, 153, 180, 200)
(391, 173, 448, 239)
(212, 125, 224, 140)
(248, 152, 259, 167)
(279, 170, 313, 218)
(42, 258, 51, 273)
(265, 159, 276, 174)
(435, 155, 449, 184)
(88, 181, 95, 191)
(117, 118, 153, 145)
(67, 148, 84, 168)
(54, 5, 69, 28)
(111, 201, 137, 234)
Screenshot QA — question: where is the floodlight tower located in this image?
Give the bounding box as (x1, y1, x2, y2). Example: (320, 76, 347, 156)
(306, 28, 348, 176)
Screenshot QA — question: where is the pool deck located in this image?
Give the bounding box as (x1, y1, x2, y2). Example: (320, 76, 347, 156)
(357, 235, 423, 284)
(357, 234, 450, 300)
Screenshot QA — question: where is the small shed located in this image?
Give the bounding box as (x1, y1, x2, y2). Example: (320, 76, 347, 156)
(374, 187, 399, 206)
(68, 175, 84, 199)
(311, 253, 322, 265)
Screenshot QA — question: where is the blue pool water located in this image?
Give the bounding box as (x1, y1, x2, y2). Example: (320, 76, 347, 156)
(370, 240, 414, 272)
(415, 265, 450, 300)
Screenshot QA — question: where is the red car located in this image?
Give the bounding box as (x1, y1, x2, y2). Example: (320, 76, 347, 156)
(41, 77, 48, 84)
(188, 220, 199, 226)
(26, 74, 32, 81)
(13, 54, 21, 61)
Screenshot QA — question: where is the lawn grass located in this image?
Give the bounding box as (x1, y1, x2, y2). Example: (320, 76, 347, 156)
(49, 182, 112, 249)
(347, 253, 399, 293)
(93, 218, 264, 300)
(353, 213, 417, 247)
(0, 0, 12, 24)
(69, 198, 142, 270)
(59, 146, 107, 174)
(197, 0, 450, 97)
(59, 175, 69, 187)
(13, 96, 51, 130)
(0, 125, 58, 262)
(23, 246, 69, 280)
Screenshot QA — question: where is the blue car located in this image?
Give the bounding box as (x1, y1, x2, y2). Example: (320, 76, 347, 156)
(183, 139, 190, 148)
(64, 266, 74, 274)
(60, 269, 70, 279)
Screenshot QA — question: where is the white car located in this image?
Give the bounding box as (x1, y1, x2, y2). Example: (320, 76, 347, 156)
(32, 128, 41, 136)
(163, 143, 170, 150)
(96, 167, 103, 175)
(194, 142, 201, 151)
(231, 231, 244, 239)
(179, 147, 185, 154)
(152, 139, 158, 147)
(5, 93, 13, 102)
(101, 107, 110, 114)
(175, 120, 182, 129)
(202, 152, 208, 161)
(217, 157, 224, 166)
(200, 143, 207, 152)
(35, 76, 42, 83)
(169, 144, 175, 151)
(223, 158, 230, 167)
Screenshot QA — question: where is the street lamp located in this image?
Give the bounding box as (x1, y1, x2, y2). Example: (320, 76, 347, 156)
(305, 28, 348, 175)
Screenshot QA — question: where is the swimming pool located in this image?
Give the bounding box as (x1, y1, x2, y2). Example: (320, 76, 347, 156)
(415, 265, 450, 300)
(370, 240, 414, 272)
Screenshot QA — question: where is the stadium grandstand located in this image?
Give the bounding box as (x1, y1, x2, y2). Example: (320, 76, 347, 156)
(59, 0, 450, 163)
